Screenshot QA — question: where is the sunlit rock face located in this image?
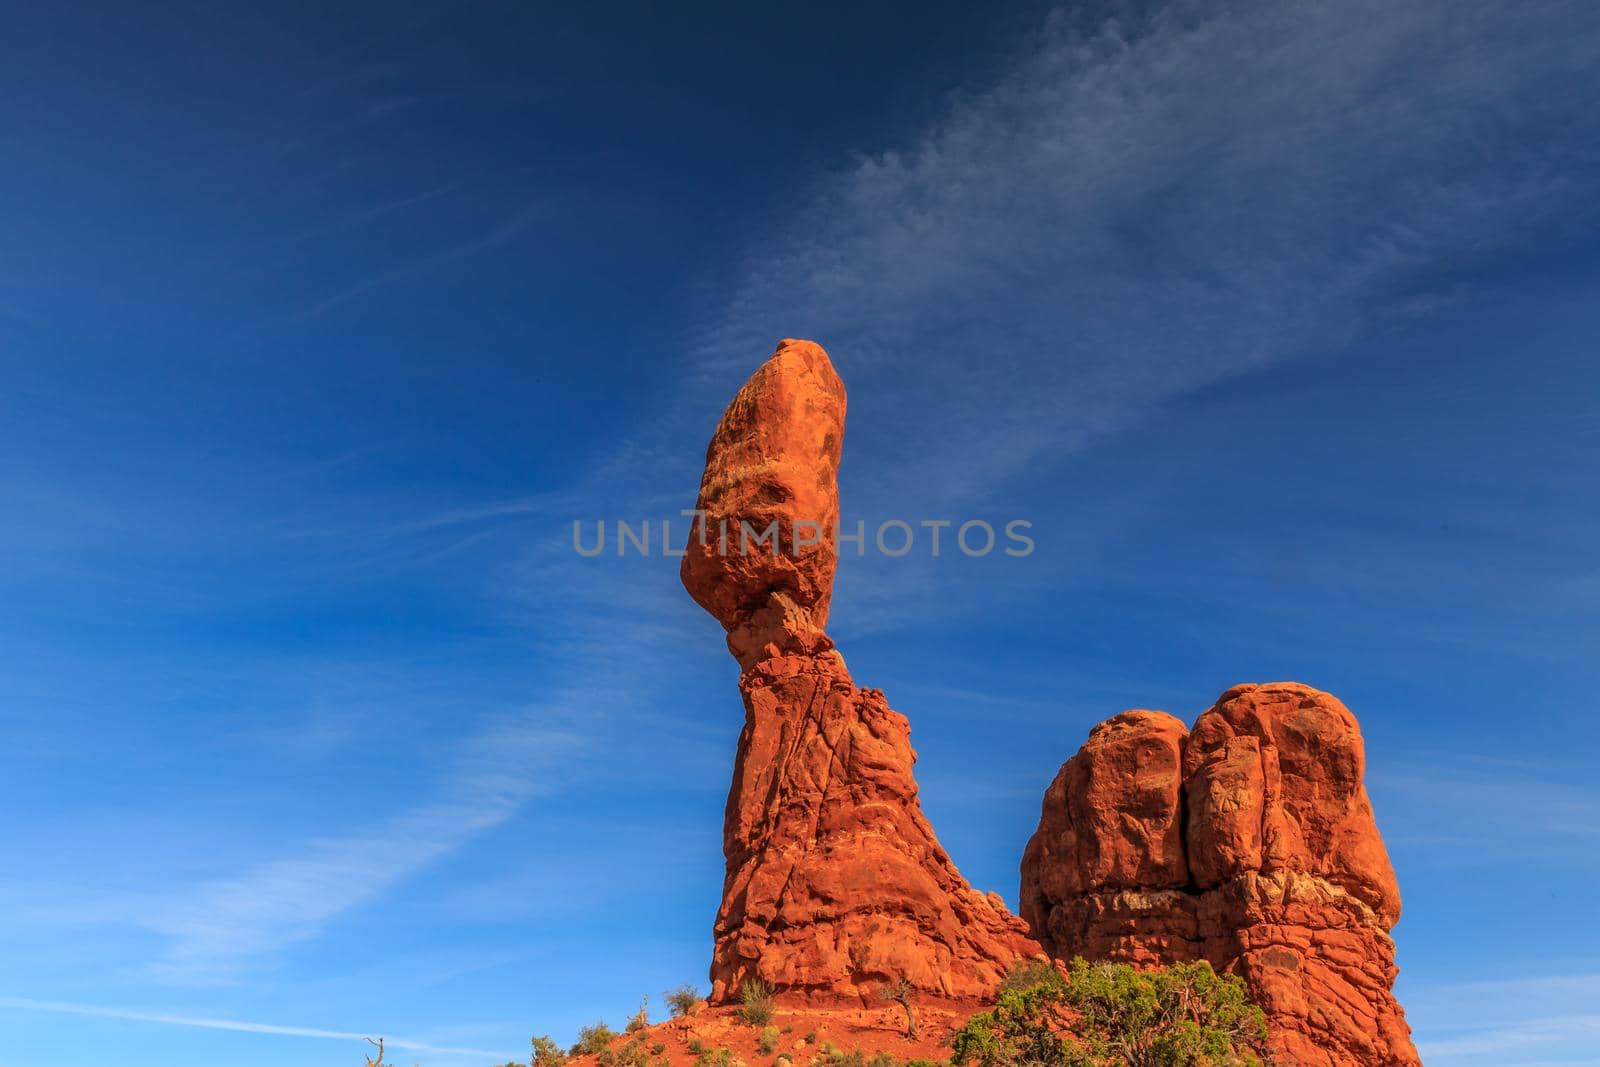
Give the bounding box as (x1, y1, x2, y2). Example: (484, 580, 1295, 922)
(1021, 683, 1420, 1067)
(681, 338, 845, 648)
(683, 339, 1040, 1003)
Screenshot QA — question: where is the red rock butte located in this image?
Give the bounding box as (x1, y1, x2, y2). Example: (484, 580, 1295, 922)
(681, 339, 1041, 1003)
(1020, 683, 1420, 1067)
(680, 342, 1418, 1064)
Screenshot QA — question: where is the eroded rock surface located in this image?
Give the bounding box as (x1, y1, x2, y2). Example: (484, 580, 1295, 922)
(681, 338, 846, 649)
(1021, 683, 1419, 1066)
(683, 339, 1039, 1002)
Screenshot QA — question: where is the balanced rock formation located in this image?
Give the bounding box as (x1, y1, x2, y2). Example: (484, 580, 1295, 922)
(1021, 683, 1419, 1066)
(683, 339, 1040, 1003)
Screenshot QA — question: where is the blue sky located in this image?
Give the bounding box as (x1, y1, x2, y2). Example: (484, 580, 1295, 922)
(2, 1, 1598, 1065)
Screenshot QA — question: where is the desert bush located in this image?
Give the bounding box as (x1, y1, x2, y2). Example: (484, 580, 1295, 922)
(627, 997, 651, 1033)
(758, 1026, 781, 1054)
(534, 1035, 569, 1067)
(813, 1046, 863, 1067)
(877, 978, 918, 1039)
(572, 1021, 619, 1057)
(997, 959, 1061, 995)
(951, 958, 1267, 1067)
(666, 984, 704, 1018)
(738, 978, 775, 1026)
(601, 1036, 653, 1067)
(695, 1047, 738, 1067)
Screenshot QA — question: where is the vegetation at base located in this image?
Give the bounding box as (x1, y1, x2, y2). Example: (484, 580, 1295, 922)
(996, 959, 1060, 995)
(951, 958, 1267, 1067)
(532, 1035, 569, 1067)
(877, 978, 918, 1040)
(811, 1043, 861, 1067)
(571, 1021, 620, 1057)
(808, 1045, 906, 1067)
(485, 959, 1257, 1067)
(597, 1035, 662, 1067)
(666, 984, 704, 1018)
(473, 1038, 956, 1067)
(737, 978, 776, 1026)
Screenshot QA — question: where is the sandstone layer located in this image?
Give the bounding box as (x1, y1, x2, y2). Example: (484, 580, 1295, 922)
(1021, 683, 1419, 1067)
(683, 339, 1039, 1003)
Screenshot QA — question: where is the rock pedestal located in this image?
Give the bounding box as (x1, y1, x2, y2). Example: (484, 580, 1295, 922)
(683, 339, 1039, 1003)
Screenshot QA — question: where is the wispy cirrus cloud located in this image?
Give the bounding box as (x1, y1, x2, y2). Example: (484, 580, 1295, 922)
(697, 0, 1600, 503)
(1406, 974, 1600, 1065)
(291, 199, 545, 323)
(1369, 754, 1600, 860)
(0, 995, 519, 1060)
(137, 708, 581, 984)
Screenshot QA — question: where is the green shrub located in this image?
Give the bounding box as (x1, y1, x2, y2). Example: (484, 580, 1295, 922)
(757, 1026, 781, 1055)
(533, 1035, 569, 1067)
(951, 958, 1267, 1067)
(603, 1037, 652, 1067)
(665, 984, 703, 1018)
(816, 1047, 864, 1067)
(572, 1021, 619, 1057)
(997, 959, 1061, 995)
(688, 1040, 708, 1056)
(737, 979, 775, 1026)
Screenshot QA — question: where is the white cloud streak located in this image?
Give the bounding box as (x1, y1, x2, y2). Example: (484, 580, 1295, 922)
(698, 0, 1600, 503)
(141, 710, 581, 983)
(1370, 755, 1600, 861)
(1406, 974, 1600, 1064)
(0, 995, 519, 1059)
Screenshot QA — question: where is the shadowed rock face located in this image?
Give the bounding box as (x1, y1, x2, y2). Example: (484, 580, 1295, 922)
(1021, 683, 1419, 1067)
(683, 339, 1039, 1003)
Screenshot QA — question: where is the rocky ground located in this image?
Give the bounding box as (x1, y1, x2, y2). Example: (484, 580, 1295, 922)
(564, 999, 980, 1067)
